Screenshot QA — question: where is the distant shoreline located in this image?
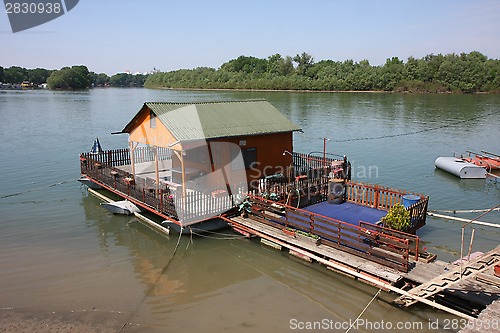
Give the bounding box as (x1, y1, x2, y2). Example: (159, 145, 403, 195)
(2, 85, 498, 94)
(147, 86, 499, 94)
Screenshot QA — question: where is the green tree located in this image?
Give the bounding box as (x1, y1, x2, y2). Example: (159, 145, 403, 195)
(109, 73, 131, 86)
(221, 56, 268, 74)
(47, 65, 91, 89)
(293, 52, 314, 75)
(4, 66, 29, 84)
(88, 72, 110, 86)
(132, 74, 148, 86)
(380, 57, 404, 90)
(0, 66, 4, 82)
(381, 203, 410, 231)
(28, 68, 52, 85)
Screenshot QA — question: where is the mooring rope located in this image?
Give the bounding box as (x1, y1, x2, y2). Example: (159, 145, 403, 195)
(299, 112, 496, 143)
(0, 179, 74, 199)
(428, 207, 500, 214)
(118, 227, 184, 333)
(189, 230, 247, 240)
(345, 288, 382, 333)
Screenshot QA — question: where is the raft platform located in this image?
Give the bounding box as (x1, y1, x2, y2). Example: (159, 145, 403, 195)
(224, 197, 500, 321)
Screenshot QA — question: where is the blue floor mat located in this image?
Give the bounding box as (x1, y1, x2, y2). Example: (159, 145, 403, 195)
(303, 201, 387, 226)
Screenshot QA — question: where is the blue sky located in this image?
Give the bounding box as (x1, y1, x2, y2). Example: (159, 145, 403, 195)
(1, 0, 499, 75)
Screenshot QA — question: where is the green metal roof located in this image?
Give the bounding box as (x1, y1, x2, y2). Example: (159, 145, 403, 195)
(123, 100, 301, 142)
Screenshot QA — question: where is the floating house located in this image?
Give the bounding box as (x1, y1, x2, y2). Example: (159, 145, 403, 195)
(80, 98, 428, 237)
(81, 100, 306, 230)
(120, 100, 301, 188)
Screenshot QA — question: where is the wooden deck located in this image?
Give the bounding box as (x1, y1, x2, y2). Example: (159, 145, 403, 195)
(228, 214, 453, 285)
(227, 213, 500, 320)
(228, 215, 403, 284)
(246, 194, 427, 272)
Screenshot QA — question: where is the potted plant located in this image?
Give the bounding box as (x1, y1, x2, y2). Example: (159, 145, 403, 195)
(238, 199, 252, 218)
(295, 229, 321, 245)
(381, 203, 411, 232)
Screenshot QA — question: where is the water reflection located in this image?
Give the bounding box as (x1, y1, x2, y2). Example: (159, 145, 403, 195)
(81, 192, 453, 332)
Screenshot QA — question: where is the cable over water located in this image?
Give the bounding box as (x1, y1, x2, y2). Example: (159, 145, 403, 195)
(299, 111, 496, 143)
(0, 179, 75, 199)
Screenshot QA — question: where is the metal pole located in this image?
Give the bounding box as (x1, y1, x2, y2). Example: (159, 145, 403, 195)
(154, 146, 160, 191)
(467, 228, 476, 262)
(460, 227, 464, 279)
(323, 137, 327, 168)
(427, 212, 500, 228)
(129, 141, 136, 179)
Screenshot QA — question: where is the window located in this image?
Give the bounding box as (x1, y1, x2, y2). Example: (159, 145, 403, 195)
(150, 110, 156, 128)
(242, 148, 257, 169)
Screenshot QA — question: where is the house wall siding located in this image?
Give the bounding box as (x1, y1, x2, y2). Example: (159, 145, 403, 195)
(128, 108, 178, 148)
(209, 132, 293, 183)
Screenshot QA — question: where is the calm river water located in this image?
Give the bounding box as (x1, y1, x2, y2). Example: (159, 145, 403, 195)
(0, 88, 499, 332)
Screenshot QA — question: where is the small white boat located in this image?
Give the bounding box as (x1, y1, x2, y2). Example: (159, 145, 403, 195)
(101, 200, 141, 215)
(78, 176, 103, 189)
(435, 157, 487, 179)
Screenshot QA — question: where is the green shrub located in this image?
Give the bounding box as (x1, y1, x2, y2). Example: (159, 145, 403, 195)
(381, 203, 410, 231)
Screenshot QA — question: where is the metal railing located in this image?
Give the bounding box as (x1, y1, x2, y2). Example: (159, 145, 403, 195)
(80, 152, 245, 224)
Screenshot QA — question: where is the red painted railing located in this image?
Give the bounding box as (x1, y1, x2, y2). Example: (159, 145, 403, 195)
(248, 194, 412, 272)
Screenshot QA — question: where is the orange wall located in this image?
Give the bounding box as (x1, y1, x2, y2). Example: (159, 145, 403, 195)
(209, 132, 293, 183)
(129, 110, 179, 148)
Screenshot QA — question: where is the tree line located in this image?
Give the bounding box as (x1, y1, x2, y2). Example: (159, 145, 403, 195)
(145, 51, 500, 93)
(0, 65, 148, 89)
(3, 51, 499, 92)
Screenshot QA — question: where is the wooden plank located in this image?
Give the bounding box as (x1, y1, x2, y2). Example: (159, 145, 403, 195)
(314, 215, 341, 228)
(475, 273, 500, 288)
(398, 246, 500, 307)
(314, 223, 341, 236)
(321, 238, 407, 272)
(314, 230, 340, 243)
(289, 249, 312, 262)
(261, 238, 282, 250)
(230, 215, 403, 284)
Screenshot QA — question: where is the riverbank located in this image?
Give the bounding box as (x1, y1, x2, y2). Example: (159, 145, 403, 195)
(0, 309, 119, 333)
(148, 86, 493, 94)
(144, 51, 500, 94)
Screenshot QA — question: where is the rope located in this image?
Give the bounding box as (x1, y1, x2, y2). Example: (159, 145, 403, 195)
(185, 227, 193, 251)
(428, 207, 500, 214)
(118, 227, 184, 333)
(345, 288, 382, 333)
(299, 112, 496, 143)
(0, 179, 74, 199)
(190, 230, 247, 240)
(189, 227, 241, 237)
